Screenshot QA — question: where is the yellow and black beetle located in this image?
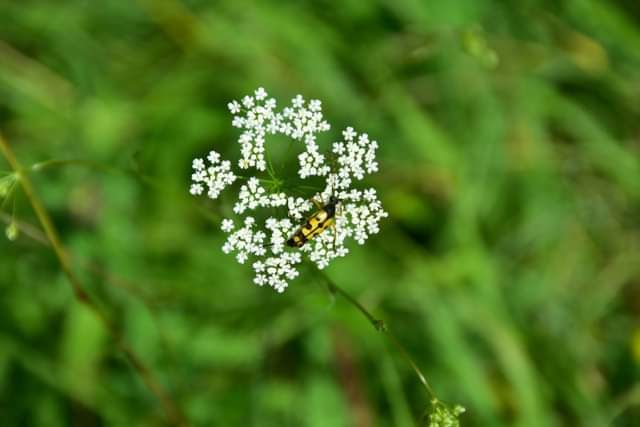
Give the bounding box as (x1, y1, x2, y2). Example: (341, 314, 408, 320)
(287, 195, 341, 248)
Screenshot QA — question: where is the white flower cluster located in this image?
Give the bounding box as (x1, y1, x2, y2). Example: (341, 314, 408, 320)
(189, 151, 237, 198)
(228, 88, 331, 177)
(232, 177, 287, 215)
(220, 216, 302, 292)
(191, 87, 388, 292)
(334, 127, 379, 182)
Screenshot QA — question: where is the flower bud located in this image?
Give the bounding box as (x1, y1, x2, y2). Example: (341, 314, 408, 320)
(5, 221, 18, 241)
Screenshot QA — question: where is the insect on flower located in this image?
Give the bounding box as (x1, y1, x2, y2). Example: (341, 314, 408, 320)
(286, 194, 341, 248)
(190, 87, 388, 292)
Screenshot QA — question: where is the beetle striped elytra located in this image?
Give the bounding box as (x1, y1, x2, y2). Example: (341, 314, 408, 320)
(286, 195, 340, 248)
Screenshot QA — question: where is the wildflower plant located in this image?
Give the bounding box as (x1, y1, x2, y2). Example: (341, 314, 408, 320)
(189, 88, 464, 425)
(190, 87, 388, 292)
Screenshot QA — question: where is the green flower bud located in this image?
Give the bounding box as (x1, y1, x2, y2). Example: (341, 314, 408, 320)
(6, 221, 18, 241)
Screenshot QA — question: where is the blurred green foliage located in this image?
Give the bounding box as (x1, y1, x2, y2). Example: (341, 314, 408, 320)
(1, 0, 640, 426)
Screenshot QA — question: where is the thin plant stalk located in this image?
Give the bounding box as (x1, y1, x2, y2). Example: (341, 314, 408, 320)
(0, 132, 189, 427)
(319, 271, 437, 400)
(30, 158, 119, 173)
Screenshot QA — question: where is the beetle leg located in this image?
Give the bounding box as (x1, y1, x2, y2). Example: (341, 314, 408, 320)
(330, 222, 337, 251)
(311, 197, 323, 210)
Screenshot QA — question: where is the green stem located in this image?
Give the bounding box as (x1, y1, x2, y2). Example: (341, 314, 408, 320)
(31, 158, 118, 173)
(235, 174, 282, 186)
(0, 132, 189, 427)
(318, 270, 437, 400)
(0, 181, 16, 211)
(264, 148, 277, 180)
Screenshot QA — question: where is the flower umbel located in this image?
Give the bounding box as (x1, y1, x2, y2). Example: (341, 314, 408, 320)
(190, 151, 237, 199)
(425, 399, 466, 427)
(190, 87, 387, 292)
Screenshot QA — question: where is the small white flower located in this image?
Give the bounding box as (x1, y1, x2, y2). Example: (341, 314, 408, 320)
(207, 151, 220, 164)
(190, 183, 203, 195)
(265, 98, 276, 109)
(254, 87, 268, 100)
(192, 158, 205, 169)
(190, 150, 237, 200)
(292, 94, 304, 108)
(242, 95, 254, 108)
(309, 99, 321, 112)
(253, 261, 265, 273)
(221, 219, 235, 232)
(342, 127, 356, 141)
(228, 101, 241, 114)
(232, 116, 245, 128)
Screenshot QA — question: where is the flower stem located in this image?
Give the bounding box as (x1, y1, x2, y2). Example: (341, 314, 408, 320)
(30, 158, 118, 173)
(0, 132, 189, 427)
(318, 270, 437, 400)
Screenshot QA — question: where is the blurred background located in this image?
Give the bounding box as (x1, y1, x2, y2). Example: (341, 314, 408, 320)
(1, 1, 640, 426)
